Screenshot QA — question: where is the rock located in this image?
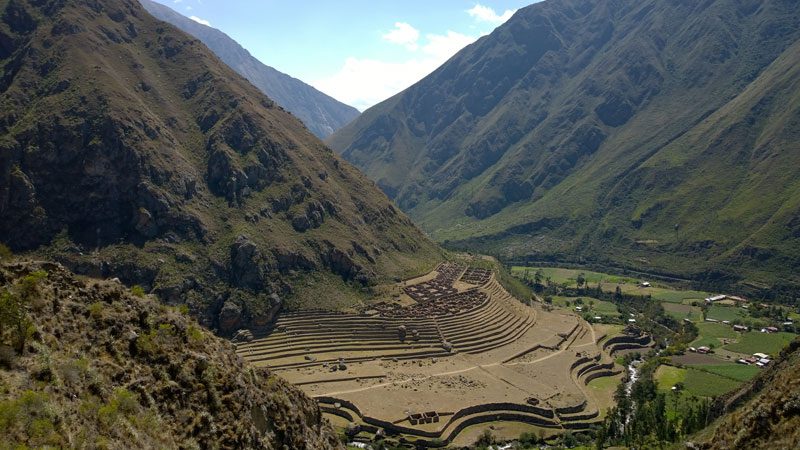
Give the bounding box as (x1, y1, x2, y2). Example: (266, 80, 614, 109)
(229, 235, 265, 291)
(291, 213, 310, 232)
(133, 207, 158, 237)
(218, 300, 243, 335)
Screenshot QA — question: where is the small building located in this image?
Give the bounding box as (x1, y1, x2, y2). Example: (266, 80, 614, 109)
(705, 295, 726, 304)
(697, 346, 711, 354)
(758, 358, 771, 365)
(575, 306, 583, 312)
(734, 325, 748, 332)
(722, 320, 731, 324)
(593, 316, 602, 321)
(689, 346, 697, 352)
(753, 353, 769, 359)
(705, 318, 719, 323)
(628, 318, 637, 324)
(640, 281, 651, 287)
(736, 359, 750, 365)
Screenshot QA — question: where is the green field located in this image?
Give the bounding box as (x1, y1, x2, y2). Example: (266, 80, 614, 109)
(683, 368, 743, 397)
(690, 322, 738, 348)
(693, 364, 761, 382)
(663, 302, 703, 322)
(655, 365, 687, 391)
(552, 296, 621, 318)
(724, 331, 797, 356)
(511, 266, 639, 288)
(705, 305, 748, 322)
(615, 284, 710, 303)
(512, 266, 711, 305)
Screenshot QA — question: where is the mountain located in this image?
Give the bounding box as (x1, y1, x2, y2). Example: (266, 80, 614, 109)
(328, 0, 800, 293)
(0, 0, 442, 333)
(0, 260, 342, 449)
(139, 0, 359, 139)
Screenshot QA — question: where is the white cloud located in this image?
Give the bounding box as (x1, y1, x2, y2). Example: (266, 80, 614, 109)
(467, 4, 516, 25)
(313, 30, 478, 111)
(189, 15, 210, 26)
(382, 22, 420, 51)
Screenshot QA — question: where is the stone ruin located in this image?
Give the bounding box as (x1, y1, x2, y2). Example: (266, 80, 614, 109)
(408, 411, 440, 425)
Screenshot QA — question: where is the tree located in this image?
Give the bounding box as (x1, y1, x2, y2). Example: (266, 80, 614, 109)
(577, 273, 587, 289)
(475, 429, 495, 447)
(589, 300, 595, 310)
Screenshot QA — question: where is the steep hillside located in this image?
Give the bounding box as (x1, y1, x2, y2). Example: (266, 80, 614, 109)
(139, 0, 359, 139)
(328, 0, 800, 292)
(0, 0, 443, 332)
(698, 338, 800, 449)
(0, 260, 342, 449)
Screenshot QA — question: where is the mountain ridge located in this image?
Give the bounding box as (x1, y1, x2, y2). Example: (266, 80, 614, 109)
(139, 0, 359, 139)
(0, 0, 442, 333)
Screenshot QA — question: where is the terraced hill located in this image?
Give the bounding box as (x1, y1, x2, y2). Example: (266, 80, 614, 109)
(0, 0, 442, 331)
(328, 0, 800, 292)
(238, 263, 640, 445)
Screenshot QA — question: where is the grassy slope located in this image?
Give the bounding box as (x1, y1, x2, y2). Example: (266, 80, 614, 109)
(0, 260, 342, 449)
(329, 0, 800, 290)
(699, 339, 800, 449)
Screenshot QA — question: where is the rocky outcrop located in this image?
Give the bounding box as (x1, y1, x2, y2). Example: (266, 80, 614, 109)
(229, 235, 266, 291)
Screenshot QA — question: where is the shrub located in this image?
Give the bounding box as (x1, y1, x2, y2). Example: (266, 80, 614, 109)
(475, 429, 495, 447)
(0, 243, 12, 260)
(88, 302, 104, 320)
(186, 325, 205, 345)
(98, 388, 139, 428)
(130, 285, 146, 297)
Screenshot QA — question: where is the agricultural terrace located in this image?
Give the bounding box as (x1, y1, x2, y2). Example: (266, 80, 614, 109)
(236, 262, 653, 446)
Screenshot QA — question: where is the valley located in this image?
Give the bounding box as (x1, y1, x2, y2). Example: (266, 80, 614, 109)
(1, 0, 799, 448)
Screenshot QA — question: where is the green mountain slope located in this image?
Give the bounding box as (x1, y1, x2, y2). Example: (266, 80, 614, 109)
(327, 0, 800, 292)
(139, 0, 359, 139)
(0, 0, 442, 332)
(698, 338, 800, 449)
(0, 260, 342, 449)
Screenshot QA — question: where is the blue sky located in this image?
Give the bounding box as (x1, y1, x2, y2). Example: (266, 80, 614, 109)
(151, 1, 538, 110)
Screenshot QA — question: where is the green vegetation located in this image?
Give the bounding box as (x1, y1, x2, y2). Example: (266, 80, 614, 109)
(0, 243, 12, 260)
(663, 302, 703, 322)
(130, 285, 146, 297)
(655, 365, 687, 391)
(511, 266, 637, 288)
(693, 364, 760, 382)
(724, 331, 796, 356)
(690, 322, 737, 349)
(683, 368, 743, 397)
(706, 305, 747, 322)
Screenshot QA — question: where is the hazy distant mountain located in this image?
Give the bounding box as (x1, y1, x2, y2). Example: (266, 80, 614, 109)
(328, 0, 800, 292)
(140, 0, 359, 139)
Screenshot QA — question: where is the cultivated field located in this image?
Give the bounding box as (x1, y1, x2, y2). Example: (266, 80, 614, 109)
(237, 262, 652, 446)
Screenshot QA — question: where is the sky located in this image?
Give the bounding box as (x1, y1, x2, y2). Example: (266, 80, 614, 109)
(151, 1, 538, 110)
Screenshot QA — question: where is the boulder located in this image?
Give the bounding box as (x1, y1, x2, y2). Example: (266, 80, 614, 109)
(218, 300, 243, 335)
(229, 235, 265, 291)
